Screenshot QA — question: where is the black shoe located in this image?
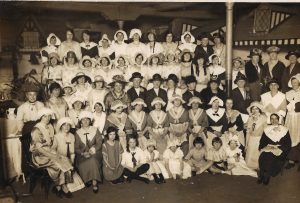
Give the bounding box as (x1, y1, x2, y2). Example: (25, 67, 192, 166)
(192, 171, 197, 176)
(153, 174, 161, 184)
(63, 191, 73, 198)
(257, 178, 263, 184)
(85, 181, 92, 187)
(52, 187, 63, 198)
(262, 176, 270, 185)
(92, 186, 99, 194)
(285, 162, 295, 169)
(158, 174, 166, 184)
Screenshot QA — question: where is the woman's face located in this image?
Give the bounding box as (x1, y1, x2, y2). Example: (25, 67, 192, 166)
(210, 82, 218, 91)
(116, 32, 124, 42)
(132, 78, 141, 88)
(269, 83, 279, 92)
(128, 138, 137, 148)
(229, 141, 238, 150)
(134, 104, 143, 112)
(154, 103, 162, 110)
(194, 143, 203, 150)
(148, 33, 155, 42)
(251, 106, 260, 115)
(233, 61, 241, 69)
(114, 82, 123, 93)
(213, 142, 222, 150)
(67, 57, 75, 65)
(82, 33, 90, 42)
(118, 57, 125, 66)
(81, 118, 90, 127)
(108, 131, 116, 141)
(63, 87, 72, 95)
(73, 101, 83, 110)
(269, 52, 278, 60)
(225, 99, 233, 110)
(41, 114, 51, 124)
(115, 106, 123, 114)
(66, 31, 73, 41)
(94, 103, 103, 113)
(173, 99, 182, 107)
(102, 39, 109, 48)
(183, 53, 191, 62)
(151, 57, 159, 65)
(291, 78, 300, 90)
(201, 38, 209, 47)
(214, 37, 221, 44)
(50, 57, 58, 66)
(26, 92, 38, 103)
(133, 33, 140, 42)
(197, 58, 204, 66)
(184, 34, 191, 43)
(212, 56, 219, 65)
(191, 102, 199, 109)
(77, 76, 86, 85)
(61, 123, 71, 133)
(237, 80, 246, 88)
(167, 80, 176, 88)
(147, 145, 155, 152)
(289, 55, 297, 64)
(101, 58, 109, 66)
(135, 55, 143, 65)
(83, 60, 92, 68)
(167, 54, 175, 62)
(212, 99, 220, 109)
(95, 81, 104, 89)
(166, 34, 173, 43)
(51, 88, 61, 98)
(270, 115, 279, 125)
(153, 80, 161, 89)
(50, 36, 57, 45)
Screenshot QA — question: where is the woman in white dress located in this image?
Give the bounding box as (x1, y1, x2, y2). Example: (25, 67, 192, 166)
(145, 31, 164, 58)
(71, 72, 92, 102)
(78, 55, 95, 77)
(114, 55, 129, 76)
(111, 30, 128, 58)
(146, 54, 163, 87)
(61, 51, 80, 84)
(126, 28, 148, 65)
(192, 54, 210, 92)
(62, 82, 75, 110)
(126, 52, 148, 83)
(87, 75, 108, 111)
(98, 34, 115, 59)
(41, 52, 63, 86)
(178, 31, 196, 53)
(40, 33, 61, 65)
(92, 101, 106, 135)
(163, 51, 180, 80)
(68, 96, 86, 129)
(58, 29, 81, 61)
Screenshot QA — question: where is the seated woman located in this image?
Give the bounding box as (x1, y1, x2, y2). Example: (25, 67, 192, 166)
(71, 72, 92, 102)
(40, 33, 61, 65)
(163, 51, 180, 80)
(163, 139, 191, 179)
(167, 94, 189, 156)
(30, 108, 74, 198)
(192, 54, 210, 92)
(187, 97, 208, 150)
(58, 29, 81, 61)
(147, 97, 169, 157)
(146, 54, 163, 87)
(87, 75, 108, 112)
(179, 50, 194, 86)
(92, 100, 106, 135)
(126, 98, 148, 149)
(258, 113, 291, 185)
(165, 74, 183, 111)
(225, 136, 257, 178)
(185, 137, 211, 176)
(68, 96, 86, 129)
(62, 82, 75, 110)
(53, 117, 85, 193)
(206, 137, 228, 175)
(45, 82, 68, 120)
(75, 111, 102, 193)
(102, 126, 125, 184)
(121, 135, 150, 184)
(143, 139, 168, 184)
(207, 54, 226, 89)
(79, 55, 95, 76)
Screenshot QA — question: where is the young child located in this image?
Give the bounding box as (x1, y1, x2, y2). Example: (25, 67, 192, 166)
(225, 136, 258, 177)
(185, 137, 211, 176)
(206, 137, 228, 174)
(163, 139, 191, 179)
(143, 139, 168, 184)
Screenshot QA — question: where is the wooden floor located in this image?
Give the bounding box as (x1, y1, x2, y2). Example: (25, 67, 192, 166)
(10, 166, 300, 203)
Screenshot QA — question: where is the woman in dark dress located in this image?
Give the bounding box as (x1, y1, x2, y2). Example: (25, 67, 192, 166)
(258, 113, 291, 185)
(80, 30, 99, 58)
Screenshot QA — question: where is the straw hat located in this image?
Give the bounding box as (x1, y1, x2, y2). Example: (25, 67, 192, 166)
(93, 75, 107, 85)
(71, 72, 92, 84)
(208, 96, 224, 107)
(151, 97, 166, 107)
(266, 46, 280, 54)
(111, 100, 127, 111)
(188, 97, 202, 106)
(109, 75, 128, 87)
(131, 98, 147, 107)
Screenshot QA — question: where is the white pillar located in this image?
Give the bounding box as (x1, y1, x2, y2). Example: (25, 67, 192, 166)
(226, 1, 234, 97)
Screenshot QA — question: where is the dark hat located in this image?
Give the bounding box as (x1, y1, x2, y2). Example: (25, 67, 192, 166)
(234, 72, 247, 84)
(285, 51, 300, 60)
(129, 72, 144, 82)
(209, 75, 220, 85)
(267, 78, 280, 88)
(247, 48, 262, 58)
(71, 72, 92, 84)
(266, 46, 280, 54)
(166, 74, 179, 84)
(149, 74, 163, 82)
(109, 75, 128, 87)
(185, 75, 197, 84)
(197, 32, 213, 40)
(22, 82, 40, 92)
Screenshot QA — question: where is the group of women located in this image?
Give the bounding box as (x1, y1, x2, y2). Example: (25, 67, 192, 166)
(15, 27, 300, 198)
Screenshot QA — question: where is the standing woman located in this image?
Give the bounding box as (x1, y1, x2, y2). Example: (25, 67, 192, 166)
(212, 33, 226, 68)
(102, 126, 125, 184)
(126, 28, 147, 65)
(167, 95, 189, 156)
(40, 33, 61, 65)
(258, 113, 291, 185)
(45, 82, 68, 120)
(178, 31, 196, 53)
(165, 74, 182, 111)
(61, 51, 80, 84)
(98, 34, 115, 60)
(41, 52, 63, 86)
(162, 32, 178, 56)
(80, 30, 98, 59)
(285, 74, 300, 169)
(58, 29, 82, 61)
(245, 102, 267, 170)
(163, 51, 180, 80)
(87, 75, 108, 111)
(145, 31, 164, 58)
(112, 30, 128, 58)
(192, 54, 210, 92)
(207, 54, 226, 88)
(146, 54, 163, 85)
(179, 50, 194, 83)
(75, 111, 102, 193)
(147, 97, 169, 157)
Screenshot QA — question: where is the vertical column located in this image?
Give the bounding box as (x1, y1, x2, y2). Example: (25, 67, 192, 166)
(226, 1, 234, 97)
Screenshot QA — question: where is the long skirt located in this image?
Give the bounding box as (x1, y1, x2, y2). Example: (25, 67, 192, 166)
(167, 159, 191, 179)
(229, 160, 258, 177)
(248, 81, 261, 102)
(76, 154, 102, 183)
(259, 152, 285, 177)
(285, 112, 300, 147)
(245, 136, 261, 170)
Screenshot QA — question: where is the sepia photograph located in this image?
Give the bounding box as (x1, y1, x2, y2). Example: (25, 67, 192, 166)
(0, 1, 299, 203)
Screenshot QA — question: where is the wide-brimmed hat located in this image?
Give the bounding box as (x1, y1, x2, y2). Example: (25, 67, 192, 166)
(247, 48, 262, 58)
(170, 94, 185, 104)
(98, 34, 111, 46)
(78, 110, 93, 121)
(81, 55, 95, 68)
(166, 74, 179, 84)
(208, 96, 224, 106)
(151, 97, 166, 107)
(288, 73, 300, 88)
(48, 52, 60, 62)
(129, 28, 142, 39)
(71, 72, 92, 84)
(62, 82, 75, 94)
(22, 82, 40, 93)
(114, 30, 128, 42)
(197, 32, 213, 41)
(149, 74, 164, 83)
(109, 75, 128, 87)
(234, 72, 247, 84)
(146, 139, 157, 148)
(46, 33, 61, 46)
(188, 97, 202, 106)
(232, 57, 244, 65)
(247, 101, 265, 114)
(129, 72, 144, 82)
(285, 50, 300, 60)
(266, 46, 280, 54)
(111, 100, 127, 111)
(131, 98, 147, 107)
(56, 117, 75, 131)
(93, 75, 106, 84)
(70, 96, 86, 105)
(37, 108, 55, 120)
(208, 54, 220, 64)
(181, 31, 195, 43)
(185, 75, 197, 84)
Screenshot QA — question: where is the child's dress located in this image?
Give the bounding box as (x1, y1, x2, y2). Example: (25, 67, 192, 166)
(185, 148, 209, 172)
(206, 146, 227, 171)
(163, 148, 191, 179)
(225, 147, 258, 178)
(143, 149, 169, 179)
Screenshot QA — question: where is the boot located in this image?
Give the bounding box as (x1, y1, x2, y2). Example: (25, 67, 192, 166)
(152, 174, 161, 184)
(158, 174, 166, 183)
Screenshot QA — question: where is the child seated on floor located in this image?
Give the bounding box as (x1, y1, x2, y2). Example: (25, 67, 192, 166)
(185, 137, 211, 176)
(225, 136, 258, 178)
(143, 139, 168, 184)
(163, 139, 191, 179)
(206, 137, 229, 175)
